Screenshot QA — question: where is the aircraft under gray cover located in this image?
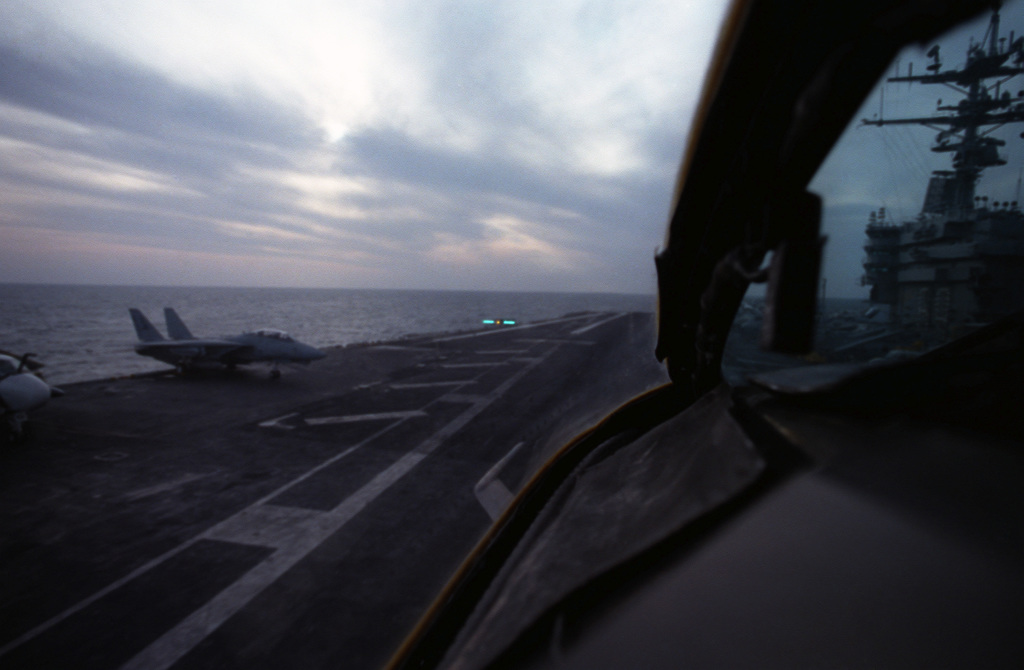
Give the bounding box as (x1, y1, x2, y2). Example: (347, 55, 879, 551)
(129, 307, 325, 378)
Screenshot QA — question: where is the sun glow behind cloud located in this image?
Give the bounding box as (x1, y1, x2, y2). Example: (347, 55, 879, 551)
(0, 0, 731, 291)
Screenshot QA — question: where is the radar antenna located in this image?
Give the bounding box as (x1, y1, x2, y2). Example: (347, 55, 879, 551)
(863, 10, 1024, 216)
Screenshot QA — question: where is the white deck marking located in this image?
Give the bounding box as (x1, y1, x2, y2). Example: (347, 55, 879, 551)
(0, 441, 361, 659)
(371, 345, 437, 351)
(304, 410, 427, 426)
(204, 505, 329, 549)
(571, 312, 627, 335)
(440, 362, 505, 369)
(516, 338, 595, 345)
(118, 347, 556, 670)
(124, 473, 212, 502)
(473, 442, 524, 521)
(258, 412, 299, 430)
(388, 380, 474, 389)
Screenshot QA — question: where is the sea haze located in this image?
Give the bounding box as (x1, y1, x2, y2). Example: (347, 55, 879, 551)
(0, 284, 656, 384)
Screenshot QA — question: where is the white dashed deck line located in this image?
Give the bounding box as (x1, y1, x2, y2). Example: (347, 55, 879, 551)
(304, 410, 427, 426)
(473, 442, 524, 521)
(571, 312, 627, 335)
(119, 346, 557, 670)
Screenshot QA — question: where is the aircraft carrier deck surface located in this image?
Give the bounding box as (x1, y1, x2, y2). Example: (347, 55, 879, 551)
(0, 311, 667, 670)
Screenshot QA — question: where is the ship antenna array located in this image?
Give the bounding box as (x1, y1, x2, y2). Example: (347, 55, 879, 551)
(862, 10, 1024, 214)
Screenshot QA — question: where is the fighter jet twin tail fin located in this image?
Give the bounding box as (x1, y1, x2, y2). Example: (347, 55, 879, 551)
(129, 308, 195, 342)
(163, 308, 195, 340)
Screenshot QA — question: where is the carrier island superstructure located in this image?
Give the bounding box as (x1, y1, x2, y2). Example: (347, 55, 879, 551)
(862, 9, 1024, 335)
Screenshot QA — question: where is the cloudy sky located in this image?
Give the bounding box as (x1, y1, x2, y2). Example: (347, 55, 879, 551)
(2, 2, 1022, 298)
(0, 0, 731, 293)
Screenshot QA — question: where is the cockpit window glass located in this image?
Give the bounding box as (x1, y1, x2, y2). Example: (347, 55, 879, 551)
(725, 3, 1024, 386)
(253, 329, 293, 341)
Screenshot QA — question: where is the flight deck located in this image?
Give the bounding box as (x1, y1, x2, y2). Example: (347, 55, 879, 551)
(0, 311, 667, 670)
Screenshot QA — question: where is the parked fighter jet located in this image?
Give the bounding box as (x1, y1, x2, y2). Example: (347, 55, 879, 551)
(0, 352, 63, 441)
(129, 308, 325, 378)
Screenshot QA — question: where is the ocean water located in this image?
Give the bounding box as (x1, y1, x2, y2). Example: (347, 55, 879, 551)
(0, 284, 656, 384)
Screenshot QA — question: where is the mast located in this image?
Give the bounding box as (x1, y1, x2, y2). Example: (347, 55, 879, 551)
(863, 9, 1024, 218)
